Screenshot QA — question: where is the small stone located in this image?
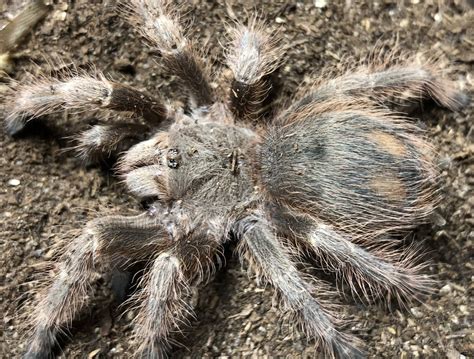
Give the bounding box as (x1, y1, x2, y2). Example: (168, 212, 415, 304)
(8, 179, 20, 186)
(387, 326, 397, 335)
(275, 17, 286, 24)
(314, 0, 328, 8)
(439, 283, 452, 296)
(400, 19, 409, 28)
(88, 349, 101, 358)
(361, 18, 371, 31)
(434, 13, 442, 22)
(410, 307, 423, 319)
(459, 305, 468, 315)
(253, 334, 264, 343)
(447, 347, 465, 359)
(53, 10, 67, 22)
(410, 346, 420, 358)
(432, 212, 447, 226)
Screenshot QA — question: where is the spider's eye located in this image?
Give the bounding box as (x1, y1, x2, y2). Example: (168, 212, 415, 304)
(166, 148, 181, 169)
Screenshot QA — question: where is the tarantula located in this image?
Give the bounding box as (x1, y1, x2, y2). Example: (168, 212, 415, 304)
(2, 1, 467, 358)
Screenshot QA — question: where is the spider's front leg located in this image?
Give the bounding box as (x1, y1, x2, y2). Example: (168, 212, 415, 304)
(225, 18, 282, 122)
(123, 0, 214, 107)
(236, 212, 363, 359)
(23, 214, 169, 359)
(4, 74, 167, 135)
(3, 73, 169, 162)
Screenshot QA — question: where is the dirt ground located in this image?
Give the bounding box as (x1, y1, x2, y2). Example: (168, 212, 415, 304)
(1, 1, 472, 358)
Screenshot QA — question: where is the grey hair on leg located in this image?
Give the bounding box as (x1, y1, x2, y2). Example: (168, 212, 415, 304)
(131, 252, 191, 358)
(236, 212, 364, 359)
(121, 0, 214, 108)
(304, 222, 433, 307)
(225, 17, 282, 121)
(3, 70, 167, 135)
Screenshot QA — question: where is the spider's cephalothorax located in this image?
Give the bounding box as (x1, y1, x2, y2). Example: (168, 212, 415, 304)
(2, 1, 468, 358)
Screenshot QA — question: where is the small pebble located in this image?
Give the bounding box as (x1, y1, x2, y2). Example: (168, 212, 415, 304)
(439, 283, 452, 296)
(87, 348, 101, 358)
(314, 0, 328, 8)
(410, 307, 424, 319)
(459, 305, 468, 315)
(53, 11, 67, 21)
(8, 179, 20, 186)
(361, 18, 371, 31)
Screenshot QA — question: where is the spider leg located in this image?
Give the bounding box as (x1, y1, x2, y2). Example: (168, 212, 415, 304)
(130, 231, 221, 357)
(123, 0, 214, 107)
(236, 213, 364, 359)
(4, 73, 167, 135)
(291, 57, 468, 113)
(300, 222, 432, 306)
(130, 252, 189, 358)
(225, 18, 281, 121)
(23, 214, 169, 358)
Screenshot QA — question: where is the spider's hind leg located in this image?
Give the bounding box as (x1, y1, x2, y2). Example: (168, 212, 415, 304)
(23, 214, 169, 358)
(236, 212, 364, 359)
(298, 221, 433, 307)
(291, 53, 468, 113)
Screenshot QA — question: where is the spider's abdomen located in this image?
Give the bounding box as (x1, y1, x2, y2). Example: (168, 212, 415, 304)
(259, 110, 438, 234)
